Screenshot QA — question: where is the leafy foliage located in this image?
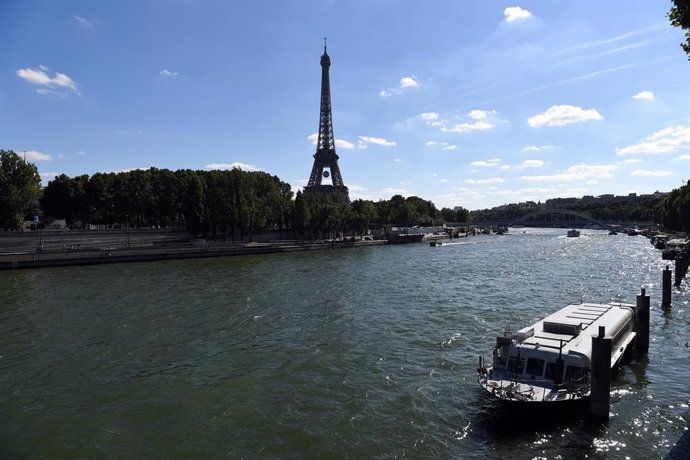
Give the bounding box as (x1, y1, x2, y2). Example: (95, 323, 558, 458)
(669, 0, 690, 59)
(660, 180, 690, 231)
(0, 149, 42, 230)
(40, 167, 294, 238)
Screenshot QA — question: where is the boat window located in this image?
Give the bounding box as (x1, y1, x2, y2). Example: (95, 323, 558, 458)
(507, 357, 525, 374)
(564, 366, 585, 383)
(526, 358, 545, 377)
(544, 362, 556, 380)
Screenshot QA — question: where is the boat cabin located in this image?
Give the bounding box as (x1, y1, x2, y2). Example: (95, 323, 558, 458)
(490, 302, 635, 386)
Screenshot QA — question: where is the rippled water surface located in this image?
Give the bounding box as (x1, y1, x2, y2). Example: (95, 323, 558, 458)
(1, 229, 688, 458)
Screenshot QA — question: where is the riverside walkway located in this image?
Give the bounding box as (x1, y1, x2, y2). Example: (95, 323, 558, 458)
(0, 231, 385, 271)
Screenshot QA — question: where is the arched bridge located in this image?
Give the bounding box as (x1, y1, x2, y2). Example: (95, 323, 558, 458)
(473, 209, 616, 230)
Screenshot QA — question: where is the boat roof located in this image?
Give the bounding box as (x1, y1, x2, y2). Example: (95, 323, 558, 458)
(513, 302, 634, 358)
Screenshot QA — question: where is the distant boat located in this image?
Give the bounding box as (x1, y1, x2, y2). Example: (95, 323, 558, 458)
(429, 241, 443, 247)
(477, 301, 637, 408)
(567, 229, 580, 237)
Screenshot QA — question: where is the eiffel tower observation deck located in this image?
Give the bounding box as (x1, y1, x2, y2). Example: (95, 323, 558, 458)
(304, 40, 349, 201)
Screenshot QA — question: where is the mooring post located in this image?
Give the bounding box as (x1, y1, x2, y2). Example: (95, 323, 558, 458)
(635, 288, 650, 354)
(590, 325, 612, 419)
(662, 265, 672, 307)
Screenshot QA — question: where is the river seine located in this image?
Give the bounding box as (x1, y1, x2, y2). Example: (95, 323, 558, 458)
(1, 228, 688, 458)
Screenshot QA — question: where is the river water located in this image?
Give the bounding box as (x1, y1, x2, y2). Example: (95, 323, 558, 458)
(1, 228, 688, 459)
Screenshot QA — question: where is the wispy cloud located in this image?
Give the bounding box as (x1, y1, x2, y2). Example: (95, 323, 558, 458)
(73, 15, 93, 27)
(528, 104, 603, 127)
(379, 76, 420, 97)
(160, 69, 179, 77)
(551, 23, 669, 58)
(616, 125, 690, 156)
(16, 65, 80, 96)
(503, 6, 532, 24)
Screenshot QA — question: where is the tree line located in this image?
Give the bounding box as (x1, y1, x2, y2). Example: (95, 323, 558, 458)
(1, 149, 688, 236)
(1, 150, 470, 237)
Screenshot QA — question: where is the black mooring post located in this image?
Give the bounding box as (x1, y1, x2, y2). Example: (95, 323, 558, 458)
(590, 326, 612, 419)
(663, 265, 672, 308)
(636, 288, 650, 354)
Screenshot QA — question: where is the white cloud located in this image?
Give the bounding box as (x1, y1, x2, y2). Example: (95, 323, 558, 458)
(426, 141, 457, 150)
(528, 105, 603, 127)
(335, 139, 355, 149)
(616, 125, 690, 156)
(504, 6, 532, 23)
(631, 170, 673, 177)
(420, 110, 499, 133)
(400, 76, 419, 88)
(443, 120, 494, 133)
(521, 162, 618, 182)
(380, 75, 420, 97)
(521, 144, 555, 153)
(676, 154, 690, 161)
(465, 177, 505, 185)
(308, 133, 356, 149)
(205, 162, 259, 171)
(24, 150, 53, 161)
(73, 15, 93, 26)
(383, 187, 409, 195)
(468, 110, 491, 120)
(160, 69, 179, 77)
(632, 90, 655, 101)
(358, 136, 397, 147)
(470, 158, 501, 167)
(16, 66, 80, 95)
(521, 159, 545, 168)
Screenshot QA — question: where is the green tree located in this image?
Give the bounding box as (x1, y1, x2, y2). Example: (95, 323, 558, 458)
(293, 191, 311, 239)
(41, 173, 89, 227)
(0, 149, 42, 230)
(350, 199, 378, 236)
(669, 0, 690, 58)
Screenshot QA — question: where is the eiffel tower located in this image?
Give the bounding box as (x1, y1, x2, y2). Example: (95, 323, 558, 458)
(304, 40, 349, 199)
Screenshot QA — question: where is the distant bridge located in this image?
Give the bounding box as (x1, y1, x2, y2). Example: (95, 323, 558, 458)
(472, 209, 616, 230)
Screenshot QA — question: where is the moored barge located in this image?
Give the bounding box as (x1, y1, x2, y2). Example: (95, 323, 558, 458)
(477, 301, 637, 406)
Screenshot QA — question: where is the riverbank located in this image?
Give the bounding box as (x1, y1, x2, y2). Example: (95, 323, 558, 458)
(0, 238, 385, 270)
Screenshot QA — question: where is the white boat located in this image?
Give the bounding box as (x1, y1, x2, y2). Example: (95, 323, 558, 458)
(567, 229, 580, 237)
(477, 301, 637, 407)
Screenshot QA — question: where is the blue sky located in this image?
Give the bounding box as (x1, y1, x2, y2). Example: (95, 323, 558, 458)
(2, 0, 689, 210)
